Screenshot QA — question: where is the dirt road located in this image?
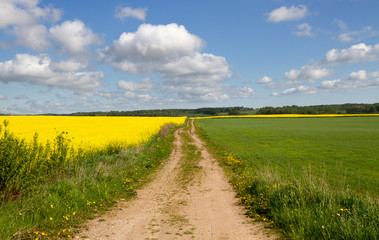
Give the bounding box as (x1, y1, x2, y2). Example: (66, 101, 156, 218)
(80, 120, 277, 240)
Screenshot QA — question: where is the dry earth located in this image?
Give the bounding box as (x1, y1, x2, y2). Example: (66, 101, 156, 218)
(79, 120, 278, 240)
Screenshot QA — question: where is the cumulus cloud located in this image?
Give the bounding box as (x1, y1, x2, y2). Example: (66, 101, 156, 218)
(272, 85, 316, 96)
(231, 86, 256, 98)
(257, 76, 273, 84)
(9, 24, 50, 51)
(118, 78, 154, 92)
(51, 59, 88, 72)
(285, 65, 334, 82)
(115, 6, 147, 21)
(267, 80, 301, 89)
(101, 23, 232, 102)
(0, 53, 103, 90)
(159, 53, 231, 84)
(267, 5, 308, 23)
(320, 43, 379, 65)
(293, 23, 314, 37)
(0, 0, 62, 29)
(50, 20, 102, 54)
(319, 70, 379, 91)
(101, 23, 204, 73)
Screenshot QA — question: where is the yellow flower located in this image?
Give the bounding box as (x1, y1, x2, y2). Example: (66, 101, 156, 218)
(72, 212, 76, 216)
(336, 213, 340, 216)
(51, 204, 54, 208)
(18, 212, 22, 216)
(50, 217, 53, 220)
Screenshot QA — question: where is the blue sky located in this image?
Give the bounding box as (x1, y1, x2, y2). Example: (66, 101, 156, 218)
(0, 0, 379, 114)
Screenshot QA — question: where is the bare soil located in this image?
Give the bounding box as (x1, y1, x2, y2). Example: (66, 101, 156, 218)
(79, 120, 278, 240)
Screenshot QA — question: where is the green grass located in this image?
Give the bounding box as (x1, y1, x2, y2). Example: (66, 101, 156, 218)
(196, 117, 379, 239)
(0, 121, 181, 239)
(178, 123, 202, 185)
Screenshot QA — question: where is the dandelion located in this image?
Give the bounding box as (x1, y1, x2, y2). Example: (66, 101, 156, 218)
(18, 212, 22, 216)
(51, 204, 54, 208)
(73, 212, 76, 216)
(336, 213, 340, 216)
(49, 217, 53, 220)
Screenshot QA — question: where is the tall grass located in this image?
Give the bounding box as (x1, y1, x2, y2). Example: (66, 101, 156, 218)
(196, 117, 379, 239)
(0, 120, 180, 239)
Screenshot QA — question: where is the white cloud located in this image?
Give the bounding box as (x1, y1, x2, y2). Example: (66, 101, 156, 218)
(159, 53, 231, 84)
(115, 6, 147, 21)
(137, 94, 153, 102)
(319, 70, 379, 91)
(118, 78, 154, 92)
(320, 43, 379, 65)
(285, 65, 334, 82)
(333, 19, 377, 43)
(51, 59, 88, 72)
(0, 94, 7, 100)
(101, 23, 204, 73)
(293, 23, 314, 37)
(272, 85, 316, 96)
(257, 76, 273, 84)
(0, 53, 103, 90)
(231, 86, 256, 98)
(0, 0, 62, 29)
(267, 80, 301, 89)
(50, 20, 102, 54)
(267, 5, 308, 23)
(10, 24, 50, 51)
(101, 23, 232, 103)
(333, 19, 348, 32)
(338, 26, 377, 43)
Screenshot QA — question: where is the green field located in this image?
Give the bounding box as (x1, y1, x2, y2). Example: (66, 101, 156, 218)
(196, 117, 379, 239)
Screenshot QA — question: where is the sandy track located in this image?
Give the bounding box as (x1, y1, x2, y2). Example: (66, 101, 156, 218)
(80, 120, 277, 240)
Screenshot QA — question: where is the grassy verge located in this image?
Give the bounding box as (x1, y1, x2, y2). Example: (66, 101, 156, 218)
(195, 117, 379, 240)
(0, 122, 180, 239)
(177, 122, 202, 185)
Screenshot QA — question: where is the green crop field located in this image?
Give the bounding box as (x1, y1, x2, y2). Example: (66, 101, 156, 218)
(196, 117, 379, 239)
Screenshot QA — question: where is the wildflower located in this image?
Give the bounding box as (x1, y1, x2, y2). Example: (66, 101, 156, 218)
(18, 212, 22, 216)
(73, 212, 76, 216)
(51, 204, 54, 208)
(336, 213, 340, 216)
(50, 217, 53, 220)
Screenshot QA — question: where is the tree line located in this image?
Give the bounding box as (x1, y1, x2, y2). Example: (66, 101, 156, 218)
(257, 103, 379, 115)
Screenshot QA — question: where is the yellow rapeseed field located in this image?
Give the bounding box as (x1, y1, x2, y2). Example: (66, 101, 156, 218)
(0, 116, 186, 150)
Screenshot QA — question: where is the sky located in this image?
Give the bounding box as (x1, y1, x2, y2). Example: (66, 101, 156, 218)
(0, 0, 379, 114)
